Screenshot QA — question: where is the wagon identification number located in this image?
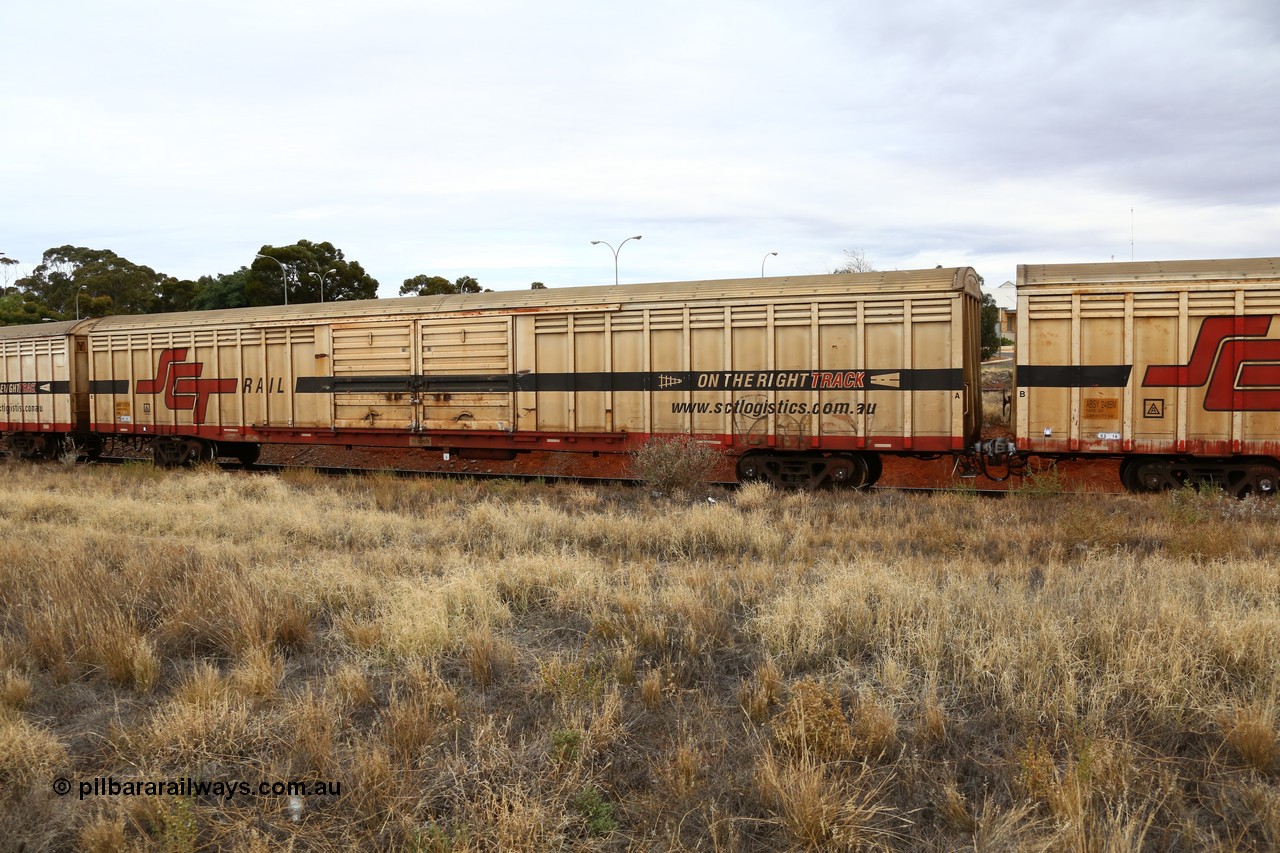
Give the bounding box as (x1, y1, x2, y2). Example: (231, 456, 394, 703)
(1083, 398, 1119, 419)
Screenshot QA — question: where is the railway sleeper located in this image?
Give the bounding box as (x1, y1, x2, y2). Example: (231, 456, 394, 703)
(736, 451, 880, 490)
(1121, 456, 1280, 498)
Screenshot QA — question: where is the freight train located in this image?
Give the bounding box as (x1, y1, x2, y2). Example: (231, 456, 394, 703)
(2, 257, 1278, 494)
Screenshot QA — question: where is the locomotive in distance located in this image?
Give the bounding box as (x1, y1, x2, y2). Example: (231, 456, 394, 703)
(2, 256, 1279, 494)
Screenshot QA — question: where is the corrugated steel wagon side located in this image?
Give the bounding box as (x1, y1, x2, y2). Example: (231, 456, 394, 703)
(6, 267, 983, 486)
(1016, 256, 1280, 495)
(0, 321, 88, 459)
(84, 306, 345, 465)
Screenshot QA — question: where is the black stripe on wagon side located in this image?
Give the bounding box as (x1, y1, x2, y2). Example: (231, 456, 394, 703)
(295, 369, 965, 394)
(518, 368, 966, 393)
(88, 380, 129, 394)
(295, 375, 513, 394)
(894, 368, 965, 391)
(1020, 365, 1133, 387)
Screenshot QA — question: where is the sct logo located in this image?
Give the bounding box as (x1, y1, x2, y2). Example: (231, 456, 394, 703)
(137, 348, 236, 423)
(1143, 316, 1280, 411)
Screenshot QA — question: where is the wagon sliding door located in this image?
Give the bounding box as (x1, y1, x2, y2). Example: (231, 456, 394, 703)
(331, 321, 417, 429)
(419, 317, 513, 431)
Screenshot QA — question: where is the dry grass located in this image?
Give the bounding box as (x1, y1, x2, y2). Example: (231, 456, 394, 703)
(1, 463, 1279, 849)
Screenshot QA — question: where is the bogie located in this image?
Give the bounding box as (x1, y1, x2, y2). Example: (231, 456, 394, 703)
(735, 451, 879, 490)
(1120, 455, 1280, 498)
(152, 437, 215, 468)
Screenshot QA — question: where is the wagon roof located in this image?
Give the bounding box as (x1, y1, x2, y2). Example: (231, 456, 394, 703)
(0, 319, 82, 340)
(1018, 256, 1280, 288)
(66, 267, 981, 331)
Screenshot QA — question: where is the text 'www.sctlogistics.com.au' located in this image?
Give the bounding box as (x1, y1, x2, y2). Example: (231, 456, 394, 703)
(670, 400, 875, 416)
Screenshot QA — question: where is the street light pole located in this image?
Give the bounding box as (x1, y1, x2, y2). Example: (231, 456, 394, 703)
(75, 286, 87, 320)
(761, 252, 778, 277)
(590, 235, 642, 286)
(255, 253, 291, 305)
(308, 268, 338, 303)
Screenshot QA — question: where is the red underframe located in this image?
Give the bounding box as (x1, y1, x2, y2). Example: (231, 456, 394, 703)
(9, 421, 1280, 462)
(83, 422, 969, 454)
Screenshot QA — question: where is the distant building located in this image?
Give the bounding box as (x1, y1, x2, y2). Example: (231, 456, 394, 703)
(986, 280, 1017, 341)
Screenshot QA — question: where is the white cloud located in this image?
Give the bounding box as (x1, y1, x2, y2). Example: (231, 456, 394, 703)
(1, 0, 1277, 295)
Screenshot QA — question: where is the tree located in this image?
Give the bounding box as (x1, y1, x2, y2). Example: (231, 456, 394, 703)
(980, 292, 1001, 360)
(154, 276, 202, 313)
(250, 240, 379, 306)
(400, 275, 452, 296)
(0, 256, 20, 289)
(834, 249, 876, 274)
(15, 246, 172, 318)
(531, 281, 547, 290)
(399, 275, 491, 296)
(190, 269, 253, 311)
(0, 290, 53, 326)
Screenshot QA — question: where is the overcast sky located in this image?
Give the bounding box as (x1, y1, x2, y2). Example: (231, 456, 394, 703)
(2, 0, 1278, 296)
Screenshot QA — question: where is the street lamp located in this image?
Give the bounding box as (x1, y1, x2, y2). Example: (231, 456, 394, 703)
(75, 286, 88, 320)
(761, 252, 778, 278)
(590, 235, 642, 286)
(308, 268, 338, 303)
(255, 253, 292, 305)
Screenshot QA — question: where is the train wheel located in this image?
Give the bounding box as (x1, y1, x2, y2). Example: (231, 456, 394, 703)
(1127, 458, 1179, 492)
(11, 433, 55, 461)
(1119, 458, 1141, 492)
(153, 438, 186, 468)
(153, 441, 175, 467)
(76, 435, 104, 461)
(153, 437, 213, 468)
(1123, 456, 1280, 497)
(735, 452, 768, 484)
(230, 442, 262, 468)
(824, 454, 869, 489)
(735, 451, 876, 490)
(1254, 466, 1280, 496)
(862, 453, 883, 487)
(1225, 460, 1280, 498)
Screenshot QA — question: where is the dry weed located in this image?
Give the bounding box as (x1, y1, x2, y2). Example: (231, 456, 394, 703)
(739, 657, 784, 724)
(327, 662, 376, 710)
(772, 679, 854, 760)
(0, 705, 69, 791)
(631, 434, 720, 495)
(754, 748, 900, 850)
(1, 670, 32, 710)
(1218, 701, 1279, 774)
